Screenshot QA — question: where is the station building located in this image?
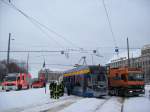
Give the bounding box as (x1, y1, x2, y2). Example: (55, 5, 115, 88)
(38, 69, 63, 83)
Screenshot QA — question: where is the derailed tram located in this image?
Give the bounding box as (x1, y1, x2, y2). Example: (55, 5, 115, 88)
(63, 65, 108, 97)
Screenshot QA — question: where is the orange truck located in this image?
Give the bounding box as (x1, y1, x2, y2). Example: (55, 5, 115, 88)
(2, 73, 31, 91)
(108, 67, 145, 96)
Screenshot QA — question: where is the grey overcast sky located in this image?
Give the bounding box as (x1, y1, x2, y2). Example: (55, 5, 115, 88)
(0, 0, 150, 77)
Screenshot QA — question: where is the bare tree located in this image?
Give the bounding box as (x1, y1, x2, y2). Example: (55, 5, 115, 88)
(0, 59, 27, 82)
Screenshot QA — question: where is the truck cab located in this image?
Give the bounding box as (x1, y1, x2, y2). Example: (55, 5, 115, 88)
(2, 73, 31, 91)
(108, 67, 145, 96)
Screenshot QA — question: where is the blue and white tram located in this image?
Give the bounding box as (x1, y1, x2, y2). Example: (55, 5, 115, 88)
(63, 65, 108, 97)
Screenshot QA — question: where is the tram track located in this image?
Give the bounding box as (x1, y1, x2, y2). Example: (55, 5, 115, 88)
(121, 97, 125, 112)
(95, 97, 112, 111)
(95, 96, 125, 112)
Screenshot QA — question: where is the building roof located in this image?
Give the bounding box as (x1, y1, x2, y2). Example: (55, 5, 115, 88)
(142, 44, 150, 50)
(108, 49, 141, 64)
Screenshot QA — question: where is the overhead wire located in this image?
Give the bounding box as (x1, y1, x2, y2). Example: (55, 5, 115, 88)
(102, 0, 118, 48)
(1, 0, 64, 48)
(0, 0, 80, 48)
(28, 63, 74, 67)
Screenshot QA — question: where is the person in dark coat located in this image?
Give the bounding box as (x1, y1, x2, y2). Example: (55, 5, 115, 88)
(66, 81, 72, 96)
(59, 81, 64, 96)
(53, 82, 59, 99)
(49, 82, 54, 98)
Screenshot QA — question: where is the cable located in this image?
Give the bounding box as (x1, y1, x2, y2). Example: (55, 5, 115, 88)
(0, 46, 140, 53)
(28, 63, 74, 67)
(0, 0, 80, 48)
(27, 16, 80, 48)
(1, 0, 65, 48)
(0, 50, 61, 53)
(102, 0, 117, 47)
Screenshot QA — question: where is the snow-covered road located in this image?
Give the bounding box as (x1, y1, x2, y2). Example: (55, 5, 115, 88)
(0, 85, 150, 112)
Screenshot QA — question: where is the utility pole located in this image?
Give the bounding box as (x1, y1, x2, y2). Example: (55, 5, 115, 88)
(7, 33, 11, 67)
(26, 53, 29, 73)
(91, 54, 94, 65)
(127, 37, 130, 67)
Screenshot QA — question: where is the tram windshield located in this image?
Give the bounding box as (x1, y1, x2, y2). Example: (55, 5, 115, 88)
(90, 66, 107, 83)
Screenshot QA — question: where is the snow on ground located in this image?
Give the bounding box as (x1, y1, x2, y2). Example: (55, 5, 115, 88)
(0, 86, 50, 112)
(123, 85, 150, 112)
(59, 98, 105, 112)
(59, 97, 123, 112)
(0, 85, 150, 112)
(21, 95, 82, 112)
(123, 97, 150, 112)
(96, 97, 123, 112)
(0, 85, 82, 112)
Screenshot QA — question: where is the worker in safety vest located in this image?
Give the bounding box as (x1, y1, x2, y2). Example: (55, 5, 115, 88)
(53, 82, 59, 99)
(59, 81, 64, 97)
(49, 81, 55, 98)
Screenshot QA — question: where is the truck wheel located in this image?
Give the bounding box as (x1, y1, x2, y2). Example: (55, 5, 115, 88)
(27, 85, 29, 89)
(18, 85, 22, 90)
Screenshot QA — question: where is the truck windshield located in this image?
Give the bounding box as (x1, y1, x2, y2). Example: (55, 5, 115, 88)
(5, 77, 16, 81)
(128, 73, 144, 81)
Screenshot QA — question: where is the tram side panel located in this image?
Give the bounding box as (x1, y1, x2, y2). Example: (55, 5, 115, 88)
(63, 66, 108, 97)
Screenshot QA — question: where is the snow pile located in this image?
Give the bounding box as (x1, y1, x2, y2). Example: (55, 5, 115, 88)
(145, 85, 150, 98)
(60, 98, 105, 112)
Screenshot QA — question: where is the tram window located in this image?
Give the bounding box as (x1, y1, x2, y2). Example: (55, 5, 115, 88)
(91, 74, 97, 84)
(74, 75, 82, 87)
(71, 76, 75, 85)
(87, 75, 92, 87)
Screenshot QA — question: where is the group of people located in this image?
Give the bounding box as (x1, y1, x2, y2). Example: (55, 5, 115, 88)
(49, 81, 64, 99)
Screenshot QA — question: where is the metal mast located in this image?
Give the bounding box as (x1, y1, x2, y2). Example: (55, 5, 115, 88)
(127, 37, 130, 67)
